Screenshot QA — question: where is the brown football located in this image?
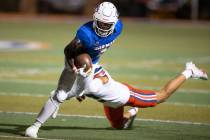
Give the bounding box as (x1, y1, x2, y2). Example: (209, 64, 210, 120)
(74, 53, 92, 72)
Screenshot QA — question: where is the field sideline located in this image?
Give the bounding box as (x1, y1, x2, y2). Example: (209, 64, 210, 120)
(0, 16, 210, 139)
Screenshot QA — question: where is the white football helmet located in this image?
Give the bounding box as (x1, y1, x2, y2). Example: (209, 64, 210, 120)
(93, 2, 119, 37)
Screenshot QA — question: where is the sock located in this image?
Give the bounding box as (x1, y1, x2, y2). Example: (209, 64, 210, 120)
(36, 97, 60, 124)
(33, 121, 42, 128)
(182, 69, 192, 79)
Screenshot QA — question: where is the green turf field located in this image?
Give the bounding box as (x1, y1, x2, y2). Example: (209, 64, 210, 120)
(0, 17, 210, 140)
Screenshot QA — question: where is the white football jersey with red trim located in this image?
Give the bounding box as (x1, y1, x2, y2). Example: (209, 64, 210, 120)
(86, 78, 130, 108)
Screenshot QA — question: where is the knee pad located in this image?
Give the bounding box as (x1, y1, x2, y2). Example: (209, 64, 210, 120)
(53, 90, 68, 103)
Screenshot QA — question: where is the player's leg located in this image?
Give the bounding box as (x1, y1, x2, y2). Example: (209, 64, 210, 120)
(156, 74, 185, 103)
(122, 62, 208, 129)
(156, 62, 208, 103)
(126, 62, 208, 106)
(92, 65, 139, 129)
(25, 90, 61, 138)
(103, 105, 138, 129)
(123, 107, 139, 129)
(103, 105, 125, 129)
(25, 64, 76, 138)
(124, 84, 156, 129)
(123, 73, 178, 129)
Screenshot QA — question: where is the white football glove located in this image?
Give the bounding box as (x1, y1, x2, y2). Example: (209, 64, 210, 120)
(76, 64, 92, 77)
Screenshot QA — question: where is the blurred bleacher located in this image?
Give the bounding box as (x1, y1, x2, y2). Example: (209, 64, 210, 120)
(0, 0, 210, 20)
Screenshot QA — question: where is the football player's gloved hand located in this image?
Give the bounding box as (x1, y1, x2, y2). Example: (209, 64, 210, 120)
(76, 64, 91, 77)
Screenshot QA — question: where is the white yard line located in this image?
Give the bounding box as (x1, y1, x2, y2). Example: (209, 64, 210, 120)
(0, 91, 209, 108)
(0, 79, 57, 85)
(0, 135, 63, 140)
(0, 91, 210, 108)
(137, 85, 210, 94)
(0, 92, 47, 98)
(138, 118, 210, 126)
(179, 88, 210, 94)
(0, 111, 210, 126)
(0, 78, 209, 94)
(165, 102, 210, 108)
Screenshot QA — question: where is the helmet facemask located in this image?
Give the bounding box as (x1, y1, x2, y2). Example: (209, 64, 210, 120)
(93, 20, 115, 37)
(93, 2, 119, 37)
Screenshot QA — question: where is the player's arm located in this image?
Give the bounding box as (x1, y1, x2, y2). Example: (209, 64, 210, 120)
(64, 38, 88, 72)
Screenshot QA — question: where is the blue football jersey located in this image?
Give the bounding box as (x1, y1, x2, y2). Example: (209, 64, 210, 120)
(76, 20, 123, 64)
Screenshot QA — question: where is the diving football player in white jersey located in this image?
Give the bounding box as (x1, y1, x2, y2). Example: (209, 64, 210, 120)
(67, 54, 208, 129)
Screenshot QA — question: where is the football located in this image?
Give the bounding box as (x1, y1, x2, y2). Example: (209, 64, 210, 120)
(74, 53, 92, 72)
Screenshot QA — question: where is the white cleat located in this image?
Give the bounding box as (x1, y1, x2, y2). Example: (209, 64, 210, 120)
(124, 107, 138, 129)
(186, 62, 208, 80)
(25, 125, 39, 138)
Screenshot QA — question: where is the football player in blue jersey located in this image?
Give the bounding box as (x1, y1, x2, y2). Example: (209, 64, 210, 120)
(25, 2, 128, 138)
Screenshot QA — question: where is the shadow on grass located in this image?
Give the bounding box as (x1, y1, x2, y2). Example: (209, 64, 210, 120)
(0, 123, 115, 137)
